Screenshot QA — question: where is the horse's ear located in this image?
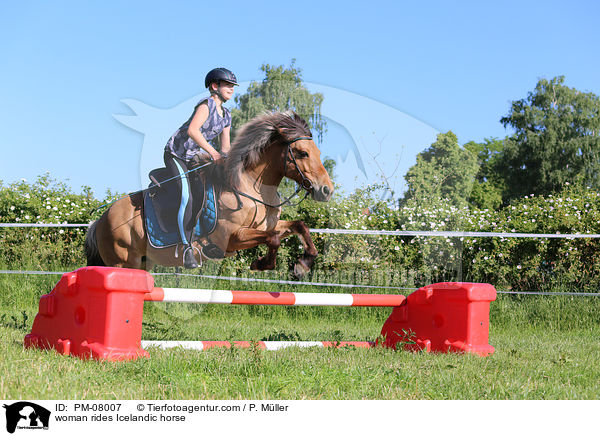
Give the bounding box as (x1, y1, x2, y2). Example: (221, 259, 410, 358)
(275, 125, 286, 138)
(273, 126, 287, 144)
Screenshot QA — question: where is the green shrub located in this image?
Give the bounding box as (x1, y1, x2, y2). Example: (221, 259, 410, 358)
(462, 184, 600, 291)
(0, 174, 118, 269)
(1, 175, 599, 293)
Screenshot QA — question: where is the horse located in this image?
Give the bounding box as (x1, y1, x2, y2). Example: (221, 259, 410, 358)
(84, 111, 334, 277)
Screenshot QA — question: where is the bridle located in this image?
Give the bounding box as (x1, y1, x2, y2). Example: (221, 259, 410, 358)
(233, 136, 315, 209)
(284, 136, 314, 191)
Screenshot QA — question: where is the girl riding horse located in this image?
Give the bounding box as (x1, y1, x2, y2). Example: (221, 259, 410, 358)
(164, 67, 238, 268)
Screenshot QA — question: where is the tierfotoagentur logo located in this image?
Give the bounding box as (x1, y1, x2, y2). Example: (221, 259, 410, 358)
(3, 402, 50, 434)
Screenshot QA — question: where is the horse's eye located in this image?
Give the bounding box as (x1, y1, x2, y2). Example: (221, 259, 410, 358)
(296, 151, 309, 158)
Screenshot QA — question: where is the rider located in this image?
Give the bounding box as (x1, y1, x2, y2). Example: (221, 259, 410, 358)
(163, 67, 238, 269)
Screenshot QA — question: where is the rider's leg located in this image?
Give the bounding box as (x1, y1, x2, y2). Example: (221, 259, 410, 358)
(164, 152, 198, 269)
(188, 171, 205, 232)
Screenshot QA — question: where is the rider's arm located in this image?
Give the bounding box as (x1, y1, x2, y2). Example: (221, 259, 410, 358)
(187, 102, 221, 160)
(220, 126, 231, 155)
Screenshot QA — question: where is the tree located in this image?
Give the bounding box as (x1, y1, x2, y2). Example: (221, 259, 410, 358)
(230, 60, 335, 234)
(231, 60, 327, 142)
(499, 76, 600, 200)
(464, 138, 506, 210)
(402, 131, 479, 209)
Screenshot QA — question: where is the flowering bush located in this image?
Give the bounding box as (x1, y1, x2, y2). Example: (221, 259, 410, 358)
(277, 183, 600, 291)
(462, 184, 600, 291)
(2, 175, 599, 292)
(0, 174, 117, 268)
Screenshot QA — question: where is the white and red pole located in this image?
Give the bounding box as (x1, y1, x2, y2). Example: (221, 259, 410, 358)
(145, 287, 407, 307)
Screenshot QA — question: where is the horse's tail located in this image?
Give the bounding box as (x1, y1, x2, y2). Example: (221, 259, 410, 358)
(84, 220, 105, 266)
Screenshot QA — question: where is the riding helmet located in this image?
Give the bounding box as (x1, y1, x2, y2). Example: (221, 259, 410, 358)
(205, 68, 238, 88)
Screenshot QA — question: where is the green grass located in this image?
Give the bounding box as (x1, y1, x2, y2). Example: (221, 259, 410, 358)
(1, 272, 600, 399)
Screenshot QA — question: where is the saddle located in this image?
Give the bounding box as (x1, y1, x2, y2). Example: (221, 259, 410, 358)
(143, 167, 224, 259)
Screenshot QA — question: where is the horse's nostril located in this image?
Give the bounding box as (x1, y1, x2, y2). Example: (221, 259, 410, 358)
(321, 186, 330, 196)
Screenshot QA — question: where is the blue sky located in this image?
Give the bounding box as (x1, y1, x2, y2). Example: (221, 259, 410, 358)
(1, 1, 599, 197)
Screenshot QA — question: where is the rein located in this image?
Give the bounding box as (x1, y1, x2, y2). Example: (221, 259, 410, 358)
(93, 136, 316, 215)
(90, 161, 214, 214)
(231, 136, 314, 210)
(234, 185, 310, 209)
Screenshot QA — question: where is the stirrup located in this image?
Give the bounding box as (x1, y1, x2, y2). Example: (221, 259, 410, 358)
(182, 245, 199, 269)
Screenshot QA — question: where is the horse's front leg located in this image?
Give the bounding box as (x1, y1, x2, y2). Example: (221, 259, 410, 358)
(226, 228, 281, 271)
(273, 220, 318, 278)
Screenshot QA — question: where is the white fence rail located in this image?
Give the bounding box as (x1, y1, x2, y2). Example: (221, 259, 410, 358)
(2, 222, 600, 297)
(1, 270, 599, 297)
(2, 223, 600, 239)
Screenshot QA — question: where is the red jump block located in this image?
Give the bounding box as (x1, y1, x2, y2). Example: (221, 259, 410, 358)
(379, 282, 497, 356)
(24, 267, 497, 361)
(24, 267, 154, 361)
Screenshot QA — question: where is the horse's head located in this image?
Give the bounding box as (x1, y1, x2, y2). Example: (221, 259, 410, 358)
(226, 111, 334, 202)
(282, 136, 334, 202)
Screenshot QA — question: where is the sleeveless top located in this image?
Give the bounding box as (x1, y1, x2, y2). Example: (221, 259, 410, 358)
(165, 97, 232, 161)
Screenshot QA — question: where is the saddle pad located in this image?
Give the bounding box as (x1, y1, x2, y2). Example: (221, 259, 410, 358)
(143, 179, 219, 249)
(198, 180, 218, 236)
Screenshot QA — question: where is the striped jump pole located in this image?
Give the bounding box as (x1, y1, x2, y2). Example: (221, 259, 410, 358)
(145, 287, 406, 307)
(24, 267, 497, 361)
(142, 288, 403, 351)
(141, 340, 375, 351)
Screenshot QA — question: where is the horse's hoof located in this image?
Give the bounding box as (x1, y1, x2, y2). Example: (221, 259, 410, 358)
(293, 261, 310, 279)
(251, 257, 267, 270)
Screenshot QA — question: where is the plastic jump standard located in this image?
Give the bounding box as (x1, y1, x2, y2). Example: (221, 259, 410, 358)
(24, 267, 496, 361)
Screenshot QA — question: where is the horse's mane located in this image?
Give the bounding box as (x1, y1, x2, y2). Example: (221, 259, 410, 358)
(221, 111, 312, 188)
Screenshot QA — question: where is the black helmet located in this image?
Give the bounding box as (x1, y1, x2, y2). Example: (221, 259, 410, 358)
(205, 67, 238, 88)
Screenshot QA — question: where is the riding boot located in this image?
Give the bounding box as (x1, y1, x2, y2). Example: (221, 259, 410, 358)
(183, 244, 198, 269)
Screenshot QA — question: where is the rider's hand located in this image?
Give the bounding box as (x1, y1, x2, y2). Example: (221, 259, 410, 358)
(189, 153, 208, 168)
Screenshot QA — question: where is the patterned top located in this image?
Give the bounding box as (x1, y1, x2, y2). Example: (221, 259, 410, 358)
(165, 97, 232, 161)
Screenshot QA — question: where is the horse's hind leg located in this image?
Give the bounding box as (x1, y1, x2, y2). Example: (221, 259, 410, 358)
(95, 210, 146, 269)
(100, 241, 145, 269)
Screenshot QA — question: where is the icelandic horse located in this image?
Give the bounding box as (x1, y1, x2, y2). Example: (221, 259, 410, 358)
(84, 111, 334, 277)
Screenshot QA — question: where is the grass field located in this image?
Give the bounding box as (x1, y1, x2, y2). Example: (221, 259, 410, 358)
(1, 271, 599, 400)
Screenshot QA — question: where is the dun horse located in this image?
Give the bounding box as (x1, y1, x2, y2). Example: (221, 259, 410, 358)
(84, 111, 334, 276)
